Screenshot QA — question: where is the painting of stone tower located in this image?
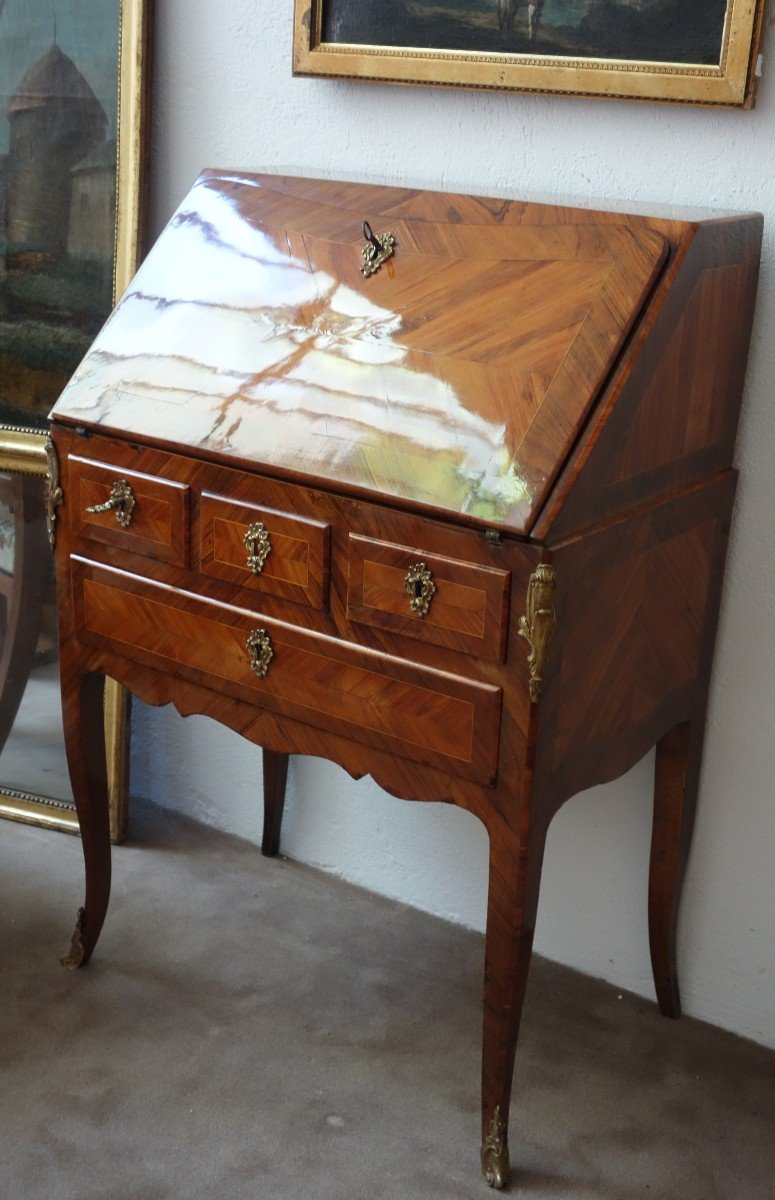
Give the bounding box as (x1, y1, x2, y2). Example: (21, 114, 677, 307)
(5, 43, 107, 260)
(0, 10, 119, 424)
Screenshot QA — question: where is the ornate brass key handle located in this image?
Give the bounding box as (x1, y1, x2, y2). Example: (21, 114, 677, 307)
(404, 562, 436, 618)
(244, 521, 272, 574)
(85, 479, 136, 528)
(361, 221, 396, 278)
(246, 628, 274, 678)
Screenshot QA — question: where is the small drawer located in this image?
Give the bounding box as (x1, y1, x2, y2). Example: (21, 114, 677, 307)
(347, 535, 510, 663)
(72, 557, 502, 785)
(198, 492, 330, 610)
(69, 455, 190, 567)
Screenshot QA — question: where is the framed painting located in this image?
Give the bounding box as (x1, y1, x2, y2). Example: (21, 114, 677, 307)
(293, 0, 767, 106)
(0, 0, 152, 840)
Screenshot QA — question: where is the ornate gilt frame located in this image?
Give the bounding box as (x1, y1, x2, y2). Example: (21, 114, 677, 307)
(0, 0, 152, 842)
(293, 0, 767, 107)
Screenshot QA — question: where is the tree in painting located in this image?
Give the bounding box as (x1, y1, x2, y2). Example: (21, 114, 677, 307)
(323, 0, 731, 66)
(0, 2, 118, 426)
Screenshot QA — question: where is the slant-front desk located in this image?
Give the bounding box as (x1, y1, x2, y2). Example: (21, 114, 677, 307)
(49, 173, 762, 1189)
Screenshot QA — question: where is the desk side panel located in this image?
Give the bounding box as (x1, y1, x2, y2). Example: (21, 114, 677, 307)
(533, 472, 737, 824)
(534, 216, 762, 543)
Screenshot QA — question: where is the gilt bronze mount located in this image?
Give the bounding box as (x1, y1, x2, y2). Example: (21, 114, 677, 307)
(246, 628, 274, 678)
(404, 561, 436, 618)
(244, 520, 272, 574)
(518, 564, 557, 703)
(60, 908, 87, 971)
(481, 1106, 510, 1190)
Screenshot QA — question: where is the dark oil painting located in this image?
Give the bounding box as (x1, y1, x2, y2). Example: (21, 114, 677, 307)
(322, 0, 731, 67)
(0, 3, 121, 816)
(0, 0, 119, 430)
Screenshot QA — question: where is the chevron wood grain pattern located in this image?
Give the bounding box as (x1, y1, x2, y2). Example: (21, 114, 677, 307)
(534, 216, 763, 542)
(535, 472, 736, 818)
(199, 491, 330, 610)
(51, 171, 669, 536)
(50, 175, 762, 1193)
(72, 557, 502, 785)
(69, 455, 190, 567)
(347, 533, 511, 663)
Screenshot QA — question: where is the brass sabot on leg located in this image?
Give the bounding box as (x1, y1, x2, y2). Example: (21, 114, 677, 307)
(481, 1106, 511, 1189)
(60, 907, 87, 970)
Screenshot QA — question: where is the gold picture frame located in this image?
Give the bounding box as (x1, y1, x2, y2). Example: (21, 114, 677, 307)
(293, 0, 767, 107)
(0, 0, 152, 842)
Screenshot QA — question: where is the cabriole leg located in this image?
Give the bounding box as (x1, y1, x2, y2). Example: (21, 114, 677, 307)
(481, 818, 547, 1189)
(60, 666, 111, 969)
(648, 718, 706, 1018)
(262, 749, 289, 857)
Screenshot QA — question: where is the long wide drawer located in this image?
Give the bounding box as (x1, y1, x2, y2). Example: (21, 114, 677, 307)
(72, 557, 502, 784)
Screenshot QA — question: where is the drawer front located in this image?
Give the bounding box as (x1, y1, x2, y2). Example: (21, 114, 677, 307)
(73, 558, 502, 785)
(198, 491, 330, 609)
(69, 455, 190, 567)
(347, 535, 511, 663)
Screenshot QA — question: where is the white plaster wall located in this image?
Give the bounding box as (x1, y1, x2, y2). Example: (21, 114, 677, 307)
(131, 1, 775, 1049)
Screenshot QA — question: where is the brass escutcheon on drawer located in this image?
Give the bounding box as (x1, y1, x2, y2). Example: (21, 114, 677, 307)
(244, 521, 272, 574)
(85, 479, 136, 528)
(246, 628, 273, 678)
(404, 561, 436, 618)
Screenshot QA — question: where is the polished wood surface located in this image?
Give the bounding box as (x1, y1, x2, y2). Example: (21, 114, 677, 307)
(536, 217, 763, 541)
(69, 454, 190, 567)
(50, 175, 762, 1191)
(347, 533, 511, 663)
(73, 557, 503, 784)
(199, 490, 330, 610)
(52, 172, 669, 535)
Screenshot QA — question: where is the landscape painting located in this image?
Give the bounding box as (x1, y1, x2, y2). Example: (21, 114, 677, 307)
(0, 0, 119, 429)
(322, 0, 731, 65)
(294, 0, 765, 105)
(321, 0, 734, 64)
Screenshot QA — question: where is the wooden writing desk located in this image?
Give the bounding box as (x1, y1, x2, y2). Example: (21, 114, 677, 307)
(48, 173, 762, 1189)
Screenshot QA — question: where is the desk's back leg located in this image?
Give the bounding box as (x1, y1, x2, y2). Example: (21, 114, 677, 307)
(481, 814, 547, 1189)
(648, 717, 706, 1018)
(262, 749, 289, 857)
(60, 664, 111, 969)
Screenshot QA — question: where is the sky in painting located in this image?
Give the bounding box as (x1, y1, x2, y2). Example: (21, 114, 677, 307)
(537, 0, 593, 27)
(0, 0, 119, 154)
(538, 1, 673, 27)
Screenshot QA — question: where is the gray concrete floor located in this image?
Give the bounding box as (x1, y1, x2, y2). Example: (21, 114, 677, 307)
(1, 799, 773, 1200)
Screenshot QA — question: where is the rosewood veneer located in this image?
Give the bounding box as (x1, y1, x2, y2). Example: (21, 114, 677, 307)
(48, 172, 762, 1189)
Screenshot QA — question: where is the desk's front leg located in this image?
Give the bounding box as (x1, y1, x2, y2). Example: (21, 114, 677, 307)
(60, 657, 111, 970)
(481, 811, 547, 1189)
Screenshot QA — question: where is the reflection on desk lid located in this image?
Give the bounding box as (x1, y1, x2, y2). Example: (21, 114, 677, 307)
(50, 171, 669, 535)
